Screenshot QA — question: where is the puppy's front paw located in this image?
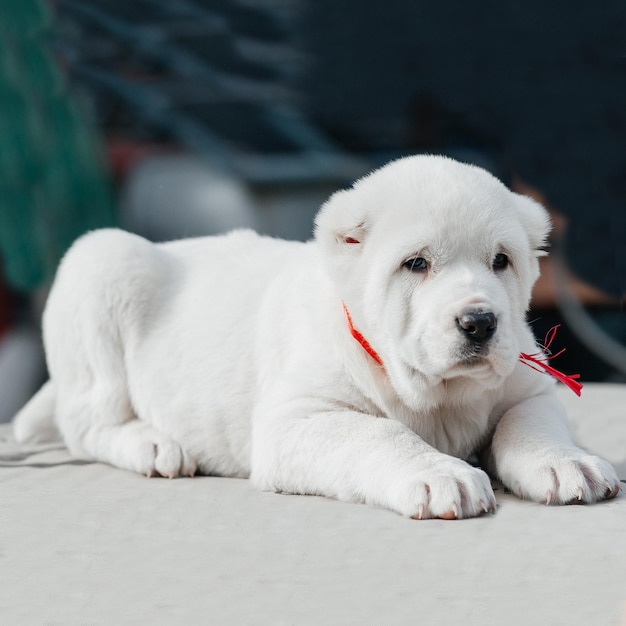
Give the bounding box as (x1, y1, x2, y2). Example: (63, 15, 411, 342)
(395, 458, 496, 520)
(504, 450, 621, 505)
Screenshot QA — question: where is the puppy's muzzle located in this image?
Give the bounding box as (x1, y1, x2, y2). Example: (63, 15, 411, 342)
(456, 311, 497, 344)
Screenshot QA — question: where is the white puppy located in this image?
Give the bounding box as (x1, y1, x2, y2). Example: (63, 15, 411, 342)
(14, 155, 620, 519)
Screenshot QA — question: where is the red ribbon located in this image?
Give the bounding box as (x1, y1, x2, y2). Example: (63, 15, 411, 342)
(518, 325, 583, 396)
(343, 304, 384, 366)
(343, 305, 582, 397)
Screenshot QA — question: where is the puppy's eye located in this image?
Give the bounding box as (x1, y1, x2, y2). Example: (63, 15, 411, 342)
(403, 257, 428, 272)
(492, 253, 509, 271)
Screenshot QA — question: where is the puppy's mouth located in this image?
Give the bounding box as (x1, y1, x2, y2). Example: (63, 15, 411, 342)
(459, 354, 488, 367)
(398, 340, 500, 384)
(458, 342, 490, 365)
(443, 343, 496, 379)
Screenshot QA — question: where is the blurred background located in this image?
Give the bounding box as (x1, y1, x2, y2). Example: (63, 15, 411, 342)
(1, 0, 625, 422)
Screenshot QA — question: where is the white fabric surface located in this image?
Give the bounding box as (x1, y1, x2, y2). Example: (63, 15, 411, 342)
(1, 384, 625, 625)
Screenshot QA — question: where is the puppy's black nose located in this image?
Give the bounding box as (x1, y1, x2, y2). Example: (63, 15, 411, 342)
(456, 311, 497, 342)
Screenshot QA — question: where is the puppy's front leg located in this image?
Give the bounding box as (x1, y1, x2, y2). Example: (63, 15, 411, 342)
(251, 408, 495, 519)
(490, 392, 621, 504)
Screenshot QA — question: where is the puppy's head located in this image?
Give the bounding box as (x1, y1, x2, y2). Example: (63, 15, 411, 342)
(315, 155, 550, 408)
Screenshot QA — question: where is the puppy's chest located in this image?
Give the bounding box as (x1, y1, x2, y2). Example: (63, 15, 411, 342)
(397, 403, 493, 459)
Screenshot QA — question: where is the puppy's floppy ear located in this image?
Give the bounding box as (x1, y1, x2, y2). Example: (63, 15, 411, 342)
(513, 193, 552, 256)
(314, 189, 368, 249)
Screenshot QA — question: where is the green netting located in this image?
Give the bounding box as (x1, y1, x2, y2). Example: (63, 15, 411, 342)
(0, 0, 116, 292)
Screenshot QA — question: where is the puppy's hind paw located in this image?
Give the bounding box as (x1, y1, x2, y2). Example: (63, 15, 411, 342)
(152, 439, 197, 479)
(109, 422, 197, 479)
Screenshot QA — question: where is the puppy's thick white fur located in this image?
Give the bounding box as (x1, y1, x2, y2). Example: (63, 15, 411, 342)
(14, 155, 619, 519)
